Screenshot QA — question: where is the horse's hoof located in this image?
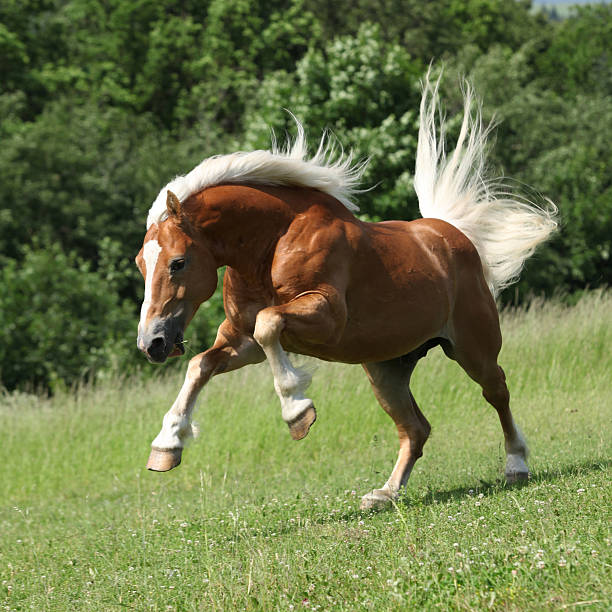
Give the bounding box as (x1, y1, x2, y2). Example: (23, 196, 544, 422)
(506, 470, 530, 484)
(360, 489, 394, 510)
(505, 453, 529, 483)
(147, 447, 182, 472)
(288, 403, 316, 440)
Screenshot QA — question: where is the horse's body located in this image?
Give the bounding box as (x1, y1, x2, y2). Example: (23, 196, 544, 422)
(192, 183, 482, 364)
(136, 79, 557, 508)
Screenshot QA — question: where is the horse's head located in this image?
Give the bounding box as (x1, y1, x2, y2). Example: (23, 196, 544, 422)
(135, 191, 218, 363)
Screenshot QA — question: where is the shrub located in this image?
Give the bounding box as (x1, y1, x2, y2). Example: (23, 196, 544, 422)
(0, 244, 139, 392)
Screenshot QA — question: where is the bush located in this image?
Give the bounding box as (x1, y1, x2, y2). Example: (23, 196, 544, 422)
(0, 244, 139, 392)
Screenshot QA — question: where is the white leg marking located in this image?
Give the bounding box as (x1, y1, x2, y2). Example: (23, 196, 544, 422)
(253, 314, 312, 424)
(151, 370, 199, 450)
(139, 239, 162, 333)
(272, 352, 313, 424)
(361, 452, 417, 509)
(384, 454, 415, 494)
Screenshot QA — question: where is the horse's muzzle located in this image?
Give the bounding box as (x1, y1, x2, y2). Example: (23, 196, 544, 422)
(138, 318, 184, 363)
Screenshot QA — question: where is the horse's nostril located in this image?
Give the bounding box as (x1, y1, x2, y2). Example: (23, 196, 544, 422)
(148, 337, 166, 360)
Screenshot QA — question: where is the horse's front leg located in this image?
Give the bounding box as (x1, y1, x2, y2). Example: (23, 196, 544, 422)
(147, 320, 265, 471)
(253, 291, 346, 440)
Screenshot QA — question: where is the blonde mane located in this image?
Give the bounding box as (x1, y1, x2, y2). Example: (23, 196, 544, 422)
(146, 120, 368, 229)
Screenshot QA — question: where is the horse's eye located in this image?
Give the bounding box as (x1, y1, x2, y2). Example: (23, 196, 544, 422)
(169, 258, 186, 274)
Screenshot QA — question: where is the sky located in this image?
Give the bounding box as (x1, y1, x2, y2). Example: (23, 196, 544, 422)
(532, 0, 610, 4)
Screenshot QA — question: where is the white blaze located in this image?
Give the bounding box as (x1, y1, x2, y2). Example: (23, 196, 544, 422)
(139, 239, 162, 331)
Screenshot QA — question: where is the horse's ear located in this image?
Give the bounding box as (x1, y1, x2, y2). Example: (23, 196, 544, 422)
(166, 190, 182, 219)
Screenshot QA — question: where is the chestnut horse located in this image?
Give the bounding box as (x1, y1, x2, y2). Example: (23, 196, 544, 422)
(136, 80, 557, 509)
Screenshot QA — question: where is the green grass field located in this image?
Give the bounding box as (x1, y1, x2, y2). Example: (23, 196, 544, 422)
(1, 292, 611, 610)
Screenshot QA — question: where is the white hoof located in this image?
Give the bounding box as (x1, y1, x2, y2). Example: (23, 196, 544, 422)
(147, 447, 182, 472)
(360, 488, 395, 510)
(287, 402, 316, 440)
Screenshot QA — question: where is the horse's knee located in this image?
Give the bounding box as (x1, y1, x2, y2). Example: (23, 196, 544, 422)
(186, 349, 222, 386)
(253, 310, 283, 346)
(186, 353, 205, 379)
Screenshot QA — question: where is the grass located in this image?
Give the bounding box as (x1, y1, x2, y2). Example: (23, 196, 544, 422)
(1, 291, 611, 610)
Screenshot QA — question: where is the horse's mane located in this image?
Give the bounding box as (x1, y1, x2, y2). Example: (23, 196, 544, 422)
(147, 119, 368, 229)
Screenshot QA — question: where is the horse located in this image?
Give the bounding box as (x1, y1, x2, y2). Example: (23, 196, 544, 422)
(135, 78, 557, 509)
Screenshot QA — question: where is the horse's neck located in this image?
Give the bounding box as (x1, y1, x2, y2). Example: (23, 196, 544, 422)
(190, 184, 296, 274)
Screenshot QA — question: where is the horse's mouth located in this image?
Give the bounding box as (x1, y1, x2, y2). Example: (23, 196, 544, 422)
(168, 331, 185, 358)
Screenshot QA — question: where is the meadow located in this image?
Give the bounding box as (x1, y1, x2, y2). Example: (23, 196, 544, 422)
(1, 291, 610, 611)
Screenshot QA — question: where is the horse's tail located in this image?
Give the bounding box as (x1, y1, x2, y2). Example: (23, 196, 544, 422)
(414, 76, 558, 297)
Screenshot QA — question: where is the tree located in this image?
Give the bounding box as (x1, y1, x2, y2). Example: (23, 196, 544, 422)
(1, 0, 610, 389)
(0, 243, 137, 391)
(536, 4, 612, 97)
(448, 35, 612, 299)
(242, 23, 424, 219)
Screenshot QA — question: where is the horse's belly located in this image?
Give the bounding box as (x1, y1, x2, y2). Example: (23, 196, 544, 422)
(283, 271, 452, 363)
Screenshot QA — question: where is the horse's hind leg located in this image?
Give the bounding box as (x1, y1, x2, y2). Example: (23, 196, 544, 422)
(482, 364, 530, 482)
(361, 353, 431, 510)
(448, 291, 529, 483)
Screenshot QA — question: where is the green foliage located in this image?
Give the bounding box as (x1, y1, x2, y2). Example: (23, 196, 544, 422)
(0, 243, 138, 392)
(300, 0, 541, 57)
(448, 34, 612, 299)
(0, 98, 225, 299)
(177, 0, 321, 132)
(1, 0, 611, 389)
(535, 4, 612, 96)
(243, 23, 423, 219)
(522, 97, 612, 292)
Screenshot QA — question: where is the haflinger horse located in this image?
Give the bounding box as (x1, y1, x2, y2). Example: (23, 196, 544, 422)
(136, 78, 557, 509)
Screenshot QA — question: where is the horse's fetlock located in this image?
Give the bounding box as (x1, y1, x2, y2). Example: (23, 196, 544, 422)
(162, 413, 191, 437)
(506, 425, 528, 458)
(275, 368, 311, 397)
(275, 378, 299, 397)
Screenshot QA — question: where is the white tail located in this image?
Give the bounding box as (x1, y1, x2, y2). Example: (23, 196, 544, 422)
(414, 76, 558, 297)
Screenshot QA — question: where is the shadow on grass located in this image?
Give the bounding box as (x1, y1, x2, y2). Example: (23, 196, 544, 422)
(395, 457, 611, 511)
(182, 458, 610, 540)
